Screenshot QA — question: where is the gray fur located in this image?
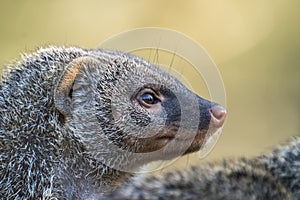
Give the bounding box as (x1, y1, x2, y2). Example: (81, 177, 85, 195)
(0, 46, 218, 199)
(105, 136, 300, 199)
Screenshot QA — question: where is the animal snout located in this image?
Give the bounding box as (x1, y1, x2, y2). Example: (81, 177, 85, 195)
(209, 105, 226, 128)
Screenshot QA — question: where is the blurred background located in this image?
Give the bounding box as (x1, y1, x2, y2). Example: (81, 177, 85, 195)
(0, 1, 299, 171)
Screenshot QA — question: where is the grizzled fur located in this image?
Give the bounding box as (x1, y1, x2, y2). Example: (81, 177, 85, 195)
(105, 137, 300, 199)
(0, 46, 217, 199)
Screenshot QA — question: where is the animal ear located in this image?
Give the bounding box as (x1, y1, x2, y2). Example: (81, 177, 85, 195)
(54, 56, 100, 122)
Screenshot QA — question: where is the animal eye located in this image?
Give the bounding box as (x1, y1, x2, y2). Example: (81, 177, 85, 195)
(140, 93, 159, 105)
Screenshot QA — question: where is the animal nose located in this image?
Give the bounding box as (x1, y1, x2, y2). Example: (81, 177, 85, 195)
(209, 105, 226, 128)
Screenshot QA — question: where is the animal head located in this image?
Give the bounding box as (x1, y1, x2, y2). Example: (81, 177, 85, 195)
(54, 49, 226, 170)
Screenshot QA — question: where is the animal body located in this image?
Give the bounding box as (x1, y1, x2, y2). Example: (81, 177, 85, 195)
(0, 46, 226, 199)
(105, 136, 300, 200)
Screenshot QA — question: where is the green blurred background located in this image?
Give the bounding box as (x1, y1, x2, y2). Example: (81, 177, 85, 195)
(1, 1, 299, 170)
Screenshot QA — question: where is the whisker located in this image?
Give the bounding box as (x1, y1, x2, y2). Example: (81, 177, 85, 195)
(147, 47, 153, 63)
(169, 48, 177, 74)
(154, 47, 159, 65)
(178, 59, 185, 82)
(153, 36, 162, 65)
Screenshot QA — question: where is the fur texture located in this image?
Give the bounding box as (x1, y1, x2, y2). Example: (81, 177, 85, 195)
(0, 46, 221, 199)
(105, 137, 300, 199)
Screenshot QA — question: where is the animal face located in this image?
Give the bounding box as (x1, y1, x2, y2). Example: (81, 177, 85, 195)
(54, 49, 226, 169)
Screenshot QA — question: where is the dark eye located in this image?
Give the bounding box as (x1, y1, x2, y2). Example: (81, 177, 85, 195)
(140, 93, 159, 105)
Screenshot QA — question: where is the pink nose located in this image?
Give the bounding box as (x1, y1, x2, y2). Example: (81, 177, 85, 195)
(210, 105, 226, 128)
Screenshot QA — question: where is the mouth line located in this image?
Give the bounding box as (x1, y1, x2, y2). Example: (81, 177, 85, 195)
(123, 126, 223, 155)
(154, 127, 223, 156)
(156, 127, 221, 141)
